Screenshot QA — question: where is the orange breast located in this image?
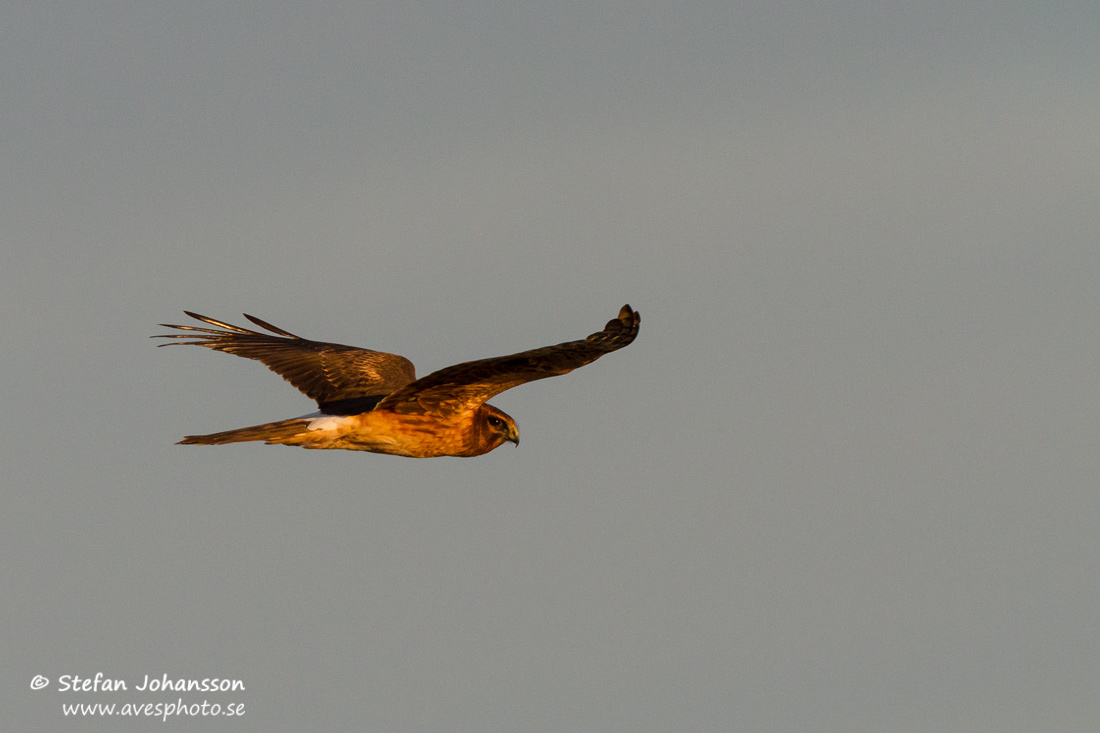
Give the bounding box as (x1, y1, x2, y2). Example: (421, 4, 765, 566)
(345, 410, 485, 457)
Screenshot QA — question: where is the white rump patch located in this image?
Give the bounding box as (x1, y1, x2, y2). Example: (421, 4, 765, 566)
(300, 413, 352, 432)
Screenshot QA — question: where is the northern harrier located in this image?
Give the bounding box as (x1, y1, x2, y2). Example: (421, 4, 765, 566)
(154, 304, 639, 457)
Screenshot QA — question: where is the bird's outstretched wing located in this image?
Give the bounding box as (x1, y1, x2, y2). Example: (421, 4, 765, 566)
(153, 312, 416, 413)
(377, 304, 640, 416)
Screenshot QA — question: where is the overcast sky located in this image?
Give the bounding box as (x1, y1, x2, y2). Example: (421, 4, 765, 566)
(3, 2, 1100, 731)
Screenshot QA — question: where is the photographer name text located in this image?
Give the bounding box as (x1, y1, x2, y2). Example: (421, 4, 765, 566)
(52, 673, 244, 693)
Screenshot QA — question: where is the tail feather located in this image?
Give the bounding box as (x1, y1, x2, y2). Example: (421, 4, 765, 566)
(179, 418, 311, 446)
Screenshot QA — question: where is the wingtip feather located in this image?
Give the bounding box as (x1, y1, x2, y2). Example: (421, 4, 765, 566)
(242, 313, 302, 339)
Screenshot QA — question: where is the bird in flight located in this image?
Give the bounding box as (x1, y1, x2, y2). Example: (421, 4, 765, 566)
(154, 304, 639, 457)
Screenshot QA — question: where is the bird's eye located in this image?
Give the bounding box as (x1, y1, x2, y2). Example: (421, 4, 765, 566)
(487, 416, 503, 427)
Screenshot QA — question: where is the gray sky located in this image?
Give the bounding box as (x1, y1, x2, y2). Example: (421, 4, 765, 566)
(3, 2, 1099, 731)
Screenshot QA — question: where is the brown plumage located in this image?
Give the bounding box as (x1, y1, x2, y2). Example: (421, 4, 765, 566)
(154, 305, 640, 457)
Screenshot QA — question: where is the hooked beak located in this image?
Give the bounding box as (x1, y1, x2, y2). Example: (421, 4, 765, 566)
(505, 429, 519, 447)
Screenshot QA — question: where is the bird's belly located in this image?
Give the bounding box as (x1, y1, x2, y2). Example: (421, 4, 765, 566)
(322, 411, 475, 458)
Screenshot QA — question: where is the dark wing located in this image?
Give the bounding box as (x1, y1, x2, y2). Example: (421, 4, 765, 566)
(376, 304, 639, 416)
(153, 312, 416, 413)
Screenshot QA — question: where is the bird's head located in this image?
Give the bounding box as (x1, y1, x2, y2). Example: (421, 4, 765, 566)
(478, 404, 519, 451)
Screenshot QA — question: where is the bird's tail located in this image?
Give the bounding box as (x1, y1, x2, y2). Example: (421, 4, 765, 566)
(178, 418, 313, 446)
